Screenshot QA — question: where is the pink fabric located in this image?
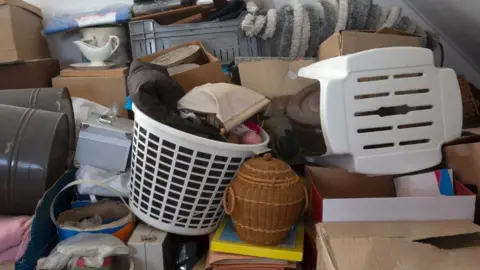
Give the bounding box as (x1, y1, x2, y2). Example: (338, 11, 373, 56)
(0, 216, 32, 264)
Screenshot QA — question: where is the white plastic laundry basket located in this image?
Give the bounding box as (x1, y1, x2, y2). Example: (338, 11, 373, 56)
(298, 47, 462, 175)
(130, 104, 270, 235)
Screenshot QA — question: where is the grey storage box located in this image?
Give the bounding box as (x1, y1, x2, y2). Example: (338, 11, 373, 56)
(74, 113, 133, 172)
(129, 15, 268, 63)
(128, 223, 173, 270)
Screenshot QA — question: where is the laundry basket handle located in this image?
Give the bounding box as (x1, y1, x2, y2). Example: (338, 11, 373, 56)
(303, 184, 309, 212)
(222, 186, 236, 215)
(49, 179, 130, 227)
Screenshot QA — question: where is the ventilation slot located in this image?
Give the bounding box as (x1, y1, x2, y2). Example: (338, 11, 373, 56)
(357, 75, 389, 82)
(398, 122, 433, 129)
(393, 73, 423, 79)
(354, 105, 433, 117)
(395, 89, 429, 95)
(357, 126, 393, 133)
(363, 143, 395, 150)
(354, 92, 390, 100)
(399, 139, 430, 146)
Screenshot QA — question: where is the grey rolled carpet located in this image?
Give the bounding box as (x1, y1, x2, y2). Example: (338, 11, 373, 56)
(346, 0, 372, 30)
(290, 3, 305, 57)
(298, 7, 311, 57)
(319, 0, 338, 43)
(272, 5, 294, 57)
(383, 6, 402, 28)
(305, 4, 325, 57)
(365, 3, 382, 30)
(336, 0, 349, 31)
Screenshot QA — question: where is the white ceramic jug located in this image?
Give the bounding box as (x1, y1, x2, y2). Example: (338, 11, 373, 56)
(73, 35, 120, 65)
(80, 26, 129, 65)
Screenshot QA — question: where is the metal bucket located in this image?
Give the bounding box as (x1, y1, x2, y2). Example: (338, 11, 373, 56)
(0, 105, 70, 215)
(0, 88, 75, 167)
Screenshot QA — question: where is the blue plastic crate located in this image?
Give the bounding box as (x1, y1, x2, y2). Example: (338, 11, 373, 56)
(129, 15, 269, 63)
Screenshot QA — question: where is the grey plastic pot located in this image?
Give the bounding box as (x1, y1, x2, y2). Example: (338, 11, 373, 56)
(0, 105, 70, 215)
(0, 88, 75, 167)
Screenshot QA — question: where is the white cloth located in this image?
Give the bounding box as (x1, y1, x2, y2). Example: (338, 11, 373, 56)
(177, 83, 270, 131)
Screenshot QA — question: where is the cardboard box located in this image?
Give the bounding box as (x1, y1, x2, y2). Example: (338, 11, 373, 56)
(139, 41, 227, 91)
(444, 140, 480, 190)
(238, 58, 317, 98)
(128, 223, 173, 270)
(0, 58, 59, 89)
(318, 28, 422, 60)
(316, 220, 480, 270)
(0, 0, 49, 62)
(305, 166, 476, 223)
(52, 70, 128, 117)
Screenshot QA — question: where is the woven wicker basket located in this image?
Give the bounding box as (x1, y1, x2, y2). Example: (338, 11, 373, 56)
(458, 76, 480, 128)
(223, 154, 307, 246)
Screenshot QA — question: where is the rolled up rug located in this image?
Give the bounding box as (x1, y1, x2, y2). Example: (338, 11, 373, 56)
(319, 0, 338, 43)
(261, 9, 277, 40)
(298, 6, 311, 57)
(272, 5, 294, 57)
(290, 3, 305, 57)
(365, 3, 382, 30)
(383, 5, 401, 28)
(346, 0, 372, 30)
(305, 4, 325, 57)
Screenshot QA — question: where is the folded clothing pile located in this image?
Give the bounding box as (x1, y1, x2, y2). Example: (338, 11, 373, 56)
(242, 0, 439, 57)
(127, 60, 226, 142)
(0, 216, 32, 264)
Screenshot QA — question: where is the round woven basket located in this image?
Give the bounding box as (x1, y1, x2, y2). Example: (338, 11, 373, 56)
(458, 75, 480, 128)
(223, 154, 307, 246)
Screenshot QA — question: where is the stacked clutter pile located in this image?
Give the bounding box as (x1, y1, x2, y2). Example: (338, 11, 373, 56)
(2, 0, 480, 270)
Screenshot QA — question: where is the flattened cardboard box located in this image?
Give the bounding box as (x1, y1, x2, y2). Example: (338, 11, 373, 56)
(316, 220, 480, 270)
(318, 28, 421, 60)
(139, 40, 227, 91)
(0, 0, 49, 62)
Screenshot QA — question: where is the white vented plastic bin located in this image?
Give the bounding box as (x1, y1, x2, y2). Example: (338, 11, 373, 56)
(298, 47, 462, 175)
(129, 104, 270, 235)
(129, 15, 267, 63)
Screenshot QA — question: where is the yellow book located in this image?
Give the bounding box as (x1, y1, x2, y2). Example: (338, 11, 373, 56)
(210, 219, 304, 262)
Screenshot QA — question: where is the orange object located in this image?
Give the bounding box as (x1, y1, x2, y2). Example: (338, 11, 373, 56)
(113, 219, 135, 242)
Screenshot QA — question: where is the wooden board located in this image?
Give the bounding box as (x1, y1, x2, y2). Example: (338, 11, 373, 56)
(60, 67, 128, 78)
(132, 4, 213, 24)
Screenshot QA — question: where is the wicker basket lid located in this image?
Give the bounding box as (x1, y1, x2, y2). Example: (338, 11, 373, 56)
(237, 154, 298, 185)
